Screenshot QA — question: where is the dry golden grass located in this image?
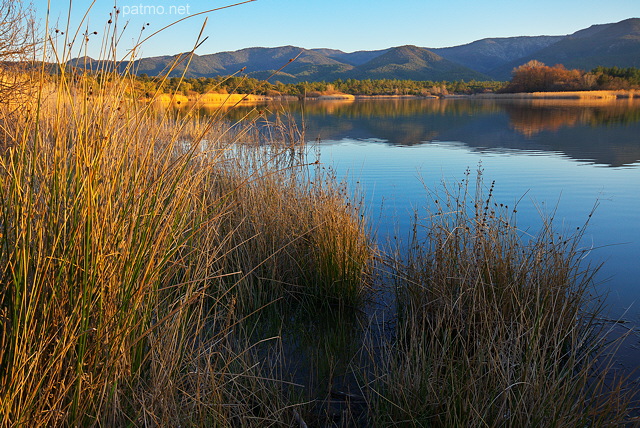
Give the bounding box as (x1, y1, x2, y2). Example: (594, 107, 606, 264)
(475, 90, 639, 100)
(150, 93, 297, 108)
(0, 55, 372, 428)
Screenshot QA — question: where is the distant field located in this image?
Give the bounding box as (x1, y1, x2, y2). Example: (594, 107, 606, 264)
(150, 91, 640, 106)
(152, 92, 357, 105)
(475, 90, 639, 100)
(153, 93, 277, 105)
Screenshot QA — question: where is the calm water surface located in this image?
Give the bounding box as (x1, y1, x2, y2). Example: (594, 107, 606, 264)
(224, 98, 640, 370)
(307, 98, 639, 367)
(301, 99, 640, 310)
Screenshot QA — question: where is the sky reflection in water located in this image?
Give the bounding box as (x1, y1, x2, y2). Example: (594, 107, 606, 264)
(286, 99, 640, 321)
(208, 98, 640, 363)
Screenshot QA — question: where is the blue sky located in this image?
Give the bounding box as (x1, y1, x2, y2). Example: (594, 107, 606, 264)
(33, 0, 640, 59)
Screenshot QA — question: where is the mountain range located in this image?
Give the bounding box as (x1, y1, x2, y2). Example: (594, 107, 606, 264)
(72, 18, 640, 82)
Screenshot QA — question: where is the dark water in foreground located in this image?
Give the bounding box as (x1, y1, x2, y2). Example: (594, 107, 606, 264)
(215, 98, 640, 377)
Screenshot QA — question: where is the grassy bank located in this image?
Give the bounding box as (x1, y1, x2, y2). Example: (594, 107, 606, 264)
(151, 92, 294, 106)
(150, 92, 356, 107)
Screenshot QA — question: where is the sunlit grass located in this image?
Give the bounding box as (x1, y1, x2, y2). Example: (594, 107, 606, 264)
(0, 13, 372, 425)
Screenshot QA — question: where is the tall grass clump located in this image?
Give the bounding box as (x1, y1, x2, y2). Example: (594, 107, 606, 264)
(366, 168, 632, 426)
(212, 128, 372, 311)
(0, 6, 372, 426)
(0, 71, 276, 426)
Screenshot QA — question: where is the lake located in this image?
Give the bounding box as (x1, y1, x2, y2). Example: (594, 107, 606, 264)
(284, 98, 640, 369)
(211, 97, 640, 374)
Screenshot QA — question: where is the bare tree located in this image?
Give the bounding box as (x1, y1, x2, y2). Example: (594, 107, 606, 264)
(0, 0, 36, 103)
(0, 1, 33, 59)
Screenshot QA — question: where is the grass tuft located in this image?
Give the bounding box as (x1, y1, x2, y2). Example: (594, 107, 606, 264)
(364, 167, 632, 426)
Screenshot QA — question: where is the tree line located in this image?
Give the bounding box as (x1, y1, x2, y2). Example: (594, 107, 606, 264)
(65, 63, 640, 98)
(133, 74, 505, 97)
(500, 60, 640, 93)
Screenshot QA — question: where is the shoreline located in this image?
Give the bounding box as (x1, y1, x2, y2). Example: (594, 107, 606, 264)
(472, 90, 639, 100)
(148, 90, 640, 106)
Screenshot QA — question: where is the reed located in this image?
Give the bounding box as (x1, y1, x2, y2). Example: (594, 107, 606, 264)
(364, 168, 632, 426)
(213, 138, 372, 311)
(0, 7, 372, 426)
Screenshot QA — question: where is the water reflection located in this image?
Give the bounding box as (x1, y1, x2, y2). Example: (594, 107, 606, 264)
(194, 98, 640, 167)
(506, 101, 640, 136)
(186, 96, 640, 387)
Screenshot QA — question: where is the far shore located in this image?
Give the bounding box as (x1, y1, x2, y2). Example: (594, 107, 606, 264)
(149, 90, 640, 106)
(472, 90, 639, 100)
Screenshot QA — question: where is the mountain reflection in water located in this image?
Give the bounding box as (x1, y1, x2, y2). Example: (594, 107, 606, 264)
(190, 97, 640, 374)
(198, 98, 640, 167)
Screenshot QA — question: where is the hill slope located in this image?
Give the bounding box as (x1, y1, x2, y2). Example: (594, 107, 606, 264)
(128, 46, 353, 82)
(432, 36, 564, 73)
(68, 18, 640, 83)
(489, 18, 640, 79)
(349, 45, 489, 81)
(124, 45, 487, 82)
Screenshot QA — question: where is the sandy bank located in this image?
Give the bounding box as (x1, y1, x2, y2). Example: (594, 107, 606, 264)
(314, 94, 356, 100)
(473, 90, 639, 100)
(354, 95, 438, 100)
(151, 93, 298, 105)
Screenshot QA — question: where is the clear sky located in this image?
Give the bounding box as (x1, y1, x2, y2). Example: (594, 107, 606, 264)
(32, 0, 640, 59)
